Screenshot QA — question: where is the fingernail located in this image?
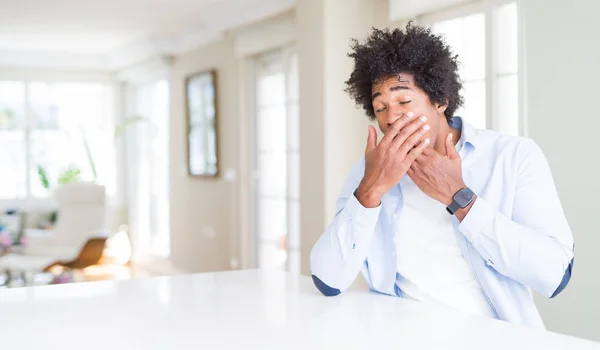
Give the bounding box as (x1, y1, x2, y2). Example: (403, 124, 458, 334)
(425, 138, 431, 144)
(423, 124, 430, 131)
(449, 134, 453, 141)
(406, 112, 414, 118)
(419, 116, 427, 122)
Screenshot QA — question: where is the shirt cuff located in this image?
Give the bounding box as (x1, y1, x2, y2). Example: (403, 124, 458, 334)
(344, 190, 382, 227)
(458, 196, 497, 243)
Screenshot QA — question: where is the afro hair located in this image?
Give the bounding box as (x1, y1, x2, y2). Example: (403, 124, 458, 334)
(345, 23, 463, 121)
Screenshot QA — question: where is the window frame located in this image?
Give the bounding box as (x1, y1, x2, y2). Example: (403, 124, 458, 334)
(248, 45, 300, 273)
(415, 0, 526, 136)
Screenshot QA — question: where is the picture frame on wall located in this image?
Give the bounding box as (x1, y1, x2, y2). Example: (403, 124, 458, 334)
(185, 70, 218, 177)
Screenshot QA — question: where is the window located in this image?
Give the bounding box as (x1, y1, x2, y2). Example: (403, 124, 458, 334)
(428, 1, 519, 135)
(126, 80, 170, 258)
(0, 81, 115, 200)
(252, 47, 299, 272)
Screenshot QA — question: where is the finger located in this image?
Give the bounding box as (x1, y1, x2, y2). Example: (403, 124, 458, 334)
(396, 121, 430, 155)
(365, 125, 377, 154)
(380, 112, 416, 146)
(422, 147, 436, 156)
(404, 137, 430, 165)
(390, 115, 429, 151)
(446, 133, 460, 160)
(414, 144, 433, 165)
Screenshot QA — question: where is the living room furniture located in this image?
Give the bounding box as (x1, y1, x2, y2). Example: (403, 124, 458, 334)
(0, 269, 597, 349)
(0, 182, 110, 279)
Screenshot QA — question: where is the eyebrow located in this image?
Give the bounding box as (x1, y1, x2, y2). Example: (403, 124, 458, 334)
(372, 85, 413, 101)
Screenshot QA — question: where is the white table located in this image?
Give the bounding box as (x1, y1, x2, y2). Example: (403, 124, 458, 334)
(0, 269, 597, 350)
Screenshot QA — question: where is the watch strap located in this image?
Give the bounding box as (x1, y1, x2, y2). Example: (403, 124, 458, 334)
(446, 201, 461, 215)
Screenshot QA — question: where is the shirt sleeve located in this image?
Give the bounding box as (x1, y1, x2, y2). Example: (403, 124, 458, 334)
(309, 158, 381, 294)
(458, 138, 574, 298)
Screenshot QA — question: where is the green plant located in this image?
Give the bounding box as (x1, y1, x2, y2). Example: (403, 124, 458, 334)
(35, 116, 148, 192)
(57, 167, 81, 185)
(49, 211, 58, 224)
(36, 164, 51, 190)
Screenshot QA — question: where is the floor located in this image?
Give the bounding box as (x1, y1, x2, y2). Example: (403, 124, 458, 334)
(1, 261, 177, 288)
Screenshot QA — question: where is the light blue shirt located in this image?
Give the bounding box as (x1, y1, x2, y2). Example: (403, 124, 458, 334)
(310, 117, 574, 328)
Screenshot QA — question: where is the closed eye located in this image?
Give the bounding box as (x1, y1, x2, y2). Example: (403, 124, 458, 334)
(400, 100, 412, 105)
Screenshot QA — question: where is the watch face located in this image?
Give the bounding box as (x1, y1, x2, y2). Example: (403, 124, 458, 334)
(455, 189, 474, 207)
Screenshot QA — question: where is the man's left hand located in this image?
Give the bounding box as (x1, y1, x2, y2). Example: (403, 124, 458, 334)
(407, 133, 466, 206)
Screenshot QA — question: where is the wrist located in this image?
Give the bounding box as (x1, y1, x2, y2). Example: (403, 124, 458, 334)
(444, 182, 467, 206)
(455, 195, 477, 222)
(356, 181, 383, 208)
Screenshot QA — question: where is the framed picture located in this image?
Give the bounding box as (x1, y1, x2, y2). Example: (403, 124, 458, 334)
(186, 70, 218, 177)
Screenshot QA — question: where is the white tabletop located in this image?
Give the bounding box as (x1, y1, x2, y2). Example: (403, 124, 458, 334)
(0, 269, 597, 350)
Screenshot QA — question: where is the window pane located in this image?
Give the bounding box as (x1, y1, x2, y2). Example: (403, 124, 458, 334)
(254, 47, 299, 272)
(287, 152, 299, 200)
(287, 199, 300, 250)
(432, 13, 486, 81)
(28, 83, 115, 197)
(257, 73, 285, 107)
(258, 198, 287, 241)
(287, 103, 299, 152)
(30, 83, 109, 130)
(286, 53, 299, 102)
(495, 2, 518, 75)
(0, 131, 27, 199)
(29, 82, 59, 129)
(129, 80, 170, 258)
(150, 88, 170, 197)
(258, 153, 287, 197)
(0, 81, 25, 129)
(257, 105, 286, 152)
(457, 80, 487, 129)
(496, 74, 519, 136)
(150, 197, 170, 257)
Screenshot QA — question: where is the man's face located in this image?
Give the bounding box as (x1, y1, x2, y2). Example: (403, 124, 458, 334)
(371, 73, 446, 146)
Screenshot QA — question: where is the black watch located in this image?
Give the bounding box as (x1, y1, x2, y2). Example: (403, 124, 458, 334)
(446, 187, 475, 215)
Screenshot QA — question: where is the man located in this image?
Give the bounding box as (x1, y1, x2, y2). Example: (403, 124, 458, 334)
(309, 24, 574, 328)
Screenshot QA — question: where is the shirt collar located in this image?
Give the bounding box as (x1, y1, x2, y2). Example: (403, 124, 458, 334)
(448, 116, 481, 151)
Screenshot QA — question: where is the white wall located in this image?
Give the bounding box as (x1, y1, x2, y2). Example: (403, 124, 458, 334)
(523, 0, 600, 340)
(167, 10, 301, 273)
(169, 38, 239, 272)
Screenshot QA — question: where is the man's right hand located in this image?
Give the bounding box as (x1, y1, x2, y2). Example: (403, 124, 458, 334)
(355, 113, 430, 208)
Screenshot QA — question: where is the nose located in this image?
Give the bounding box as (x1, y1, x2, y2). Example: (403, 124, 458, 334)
(385, 105, 407, 128)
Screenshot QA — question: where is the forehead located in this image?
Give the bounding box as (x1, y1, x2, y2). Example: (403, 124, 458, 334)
(372, 73, 415, 93)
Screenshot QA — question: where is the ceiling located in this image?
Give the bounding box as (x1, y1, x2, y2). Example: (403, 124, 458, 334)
(0, 0, 294, 69)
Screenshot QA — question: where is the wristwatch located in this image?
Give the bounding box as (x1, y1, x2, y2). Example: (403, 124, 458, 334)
(446, 187, 476, 215)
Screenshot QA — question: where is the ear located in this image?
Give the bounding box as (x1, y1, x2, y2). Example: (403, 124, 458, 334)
(436, 98, 449, 114)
